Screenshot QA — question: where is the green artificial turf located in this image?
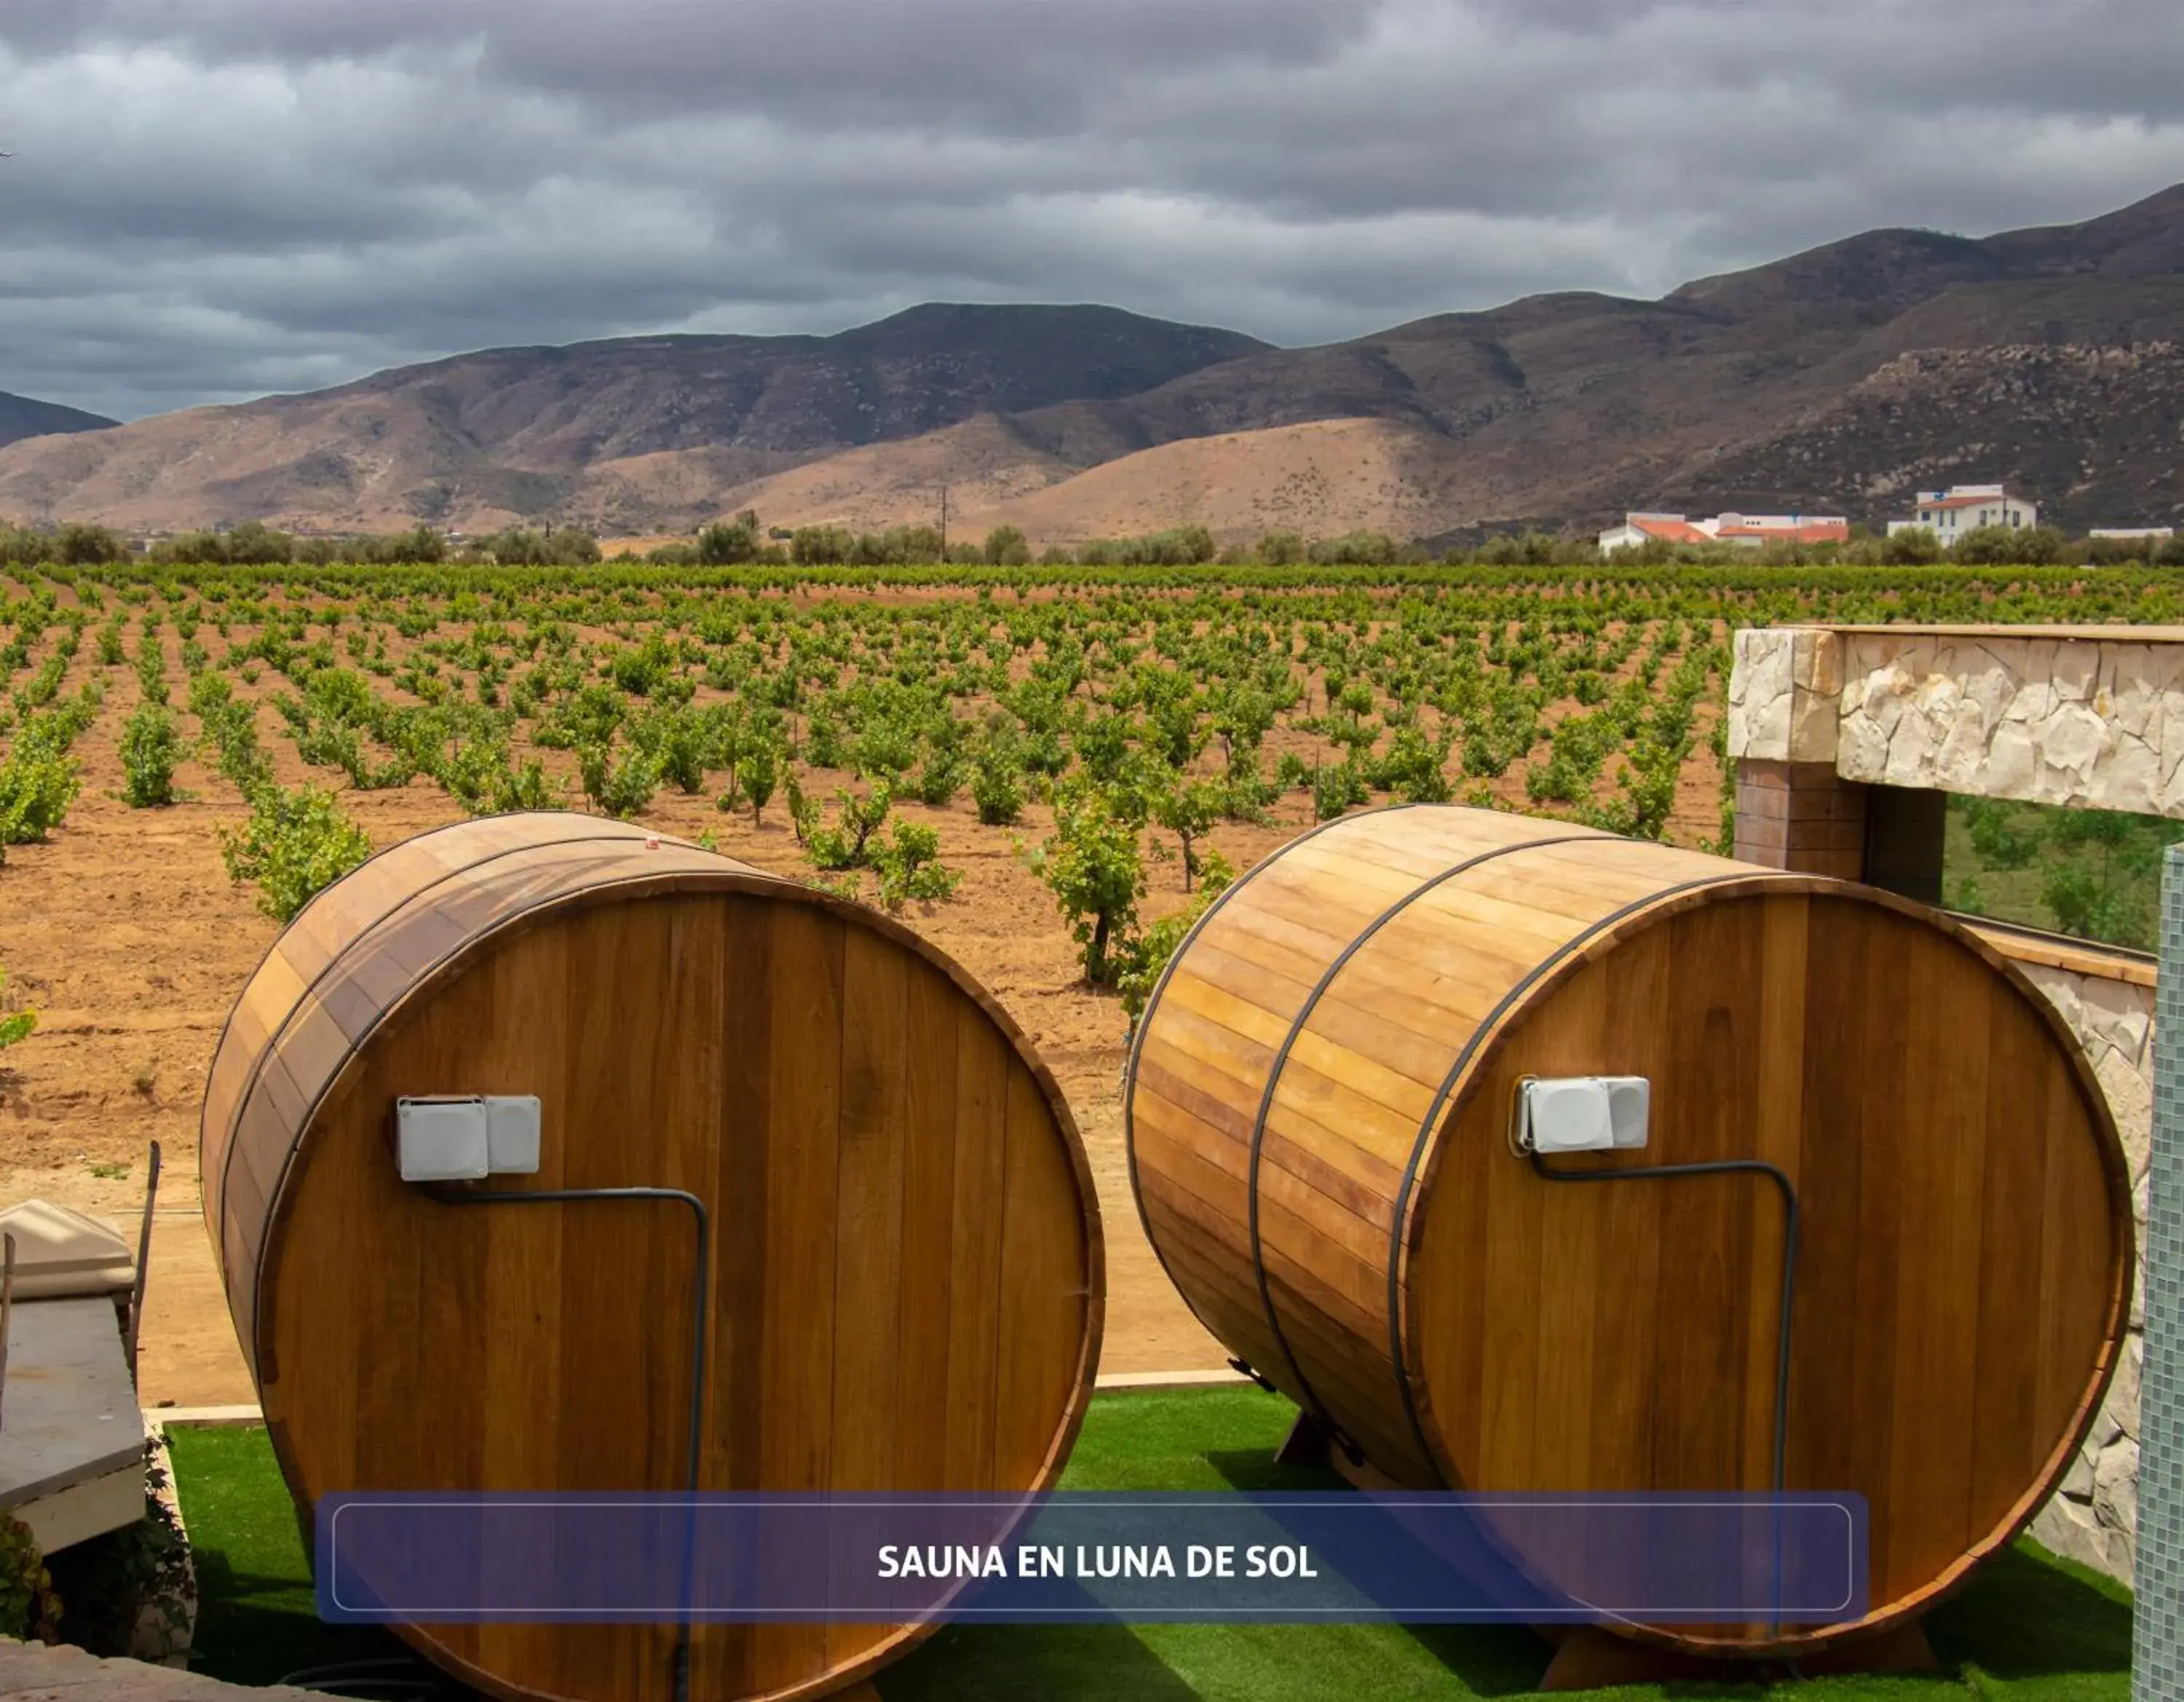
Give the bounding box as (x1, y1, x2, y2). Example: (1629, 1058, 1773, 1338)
(162, 1425, 409, 1688)
(166, 1388, 2133, 1700)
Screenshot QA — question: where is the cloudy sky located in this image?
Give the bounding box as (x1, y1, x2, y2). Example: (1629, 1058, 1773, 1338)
(3, 0, 2180, 420)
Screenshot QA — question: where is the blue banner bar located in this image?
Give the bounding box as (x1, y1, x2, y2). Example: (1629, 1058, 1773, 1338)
(316, 1491, 1865, 1626)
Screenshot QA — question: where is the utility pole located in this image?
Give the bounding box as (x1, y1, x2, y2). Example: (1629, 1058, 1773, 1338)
(938, 483, 949, 562)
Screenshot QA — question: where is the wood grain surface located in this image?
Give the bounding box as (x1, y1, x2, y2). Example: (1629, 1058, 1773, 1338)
(1126, 804, 2131, 1658)
(199, 813, 1104, 1702)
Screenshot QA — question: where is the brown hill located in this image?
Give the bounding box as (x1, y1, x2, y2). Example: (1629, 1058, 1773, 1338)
(0, 305, 1266, 534)
(983, 185, 2184, 536)
(1, 184, 2179, 539)
(951, 419, 1469, 544)
(684, 414, 1078, 537)
(1653, 341, 2184, 531)
(0, 390, 116, 450)
(692, 415, 1469, 545)
(907, 339, 2183, 548)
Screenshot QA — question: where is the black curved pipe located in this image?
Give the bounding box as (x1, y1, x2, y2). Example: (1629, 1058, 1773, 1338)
(1525, 1147, 1801, 1634)
(424, 1182, 711, 1702)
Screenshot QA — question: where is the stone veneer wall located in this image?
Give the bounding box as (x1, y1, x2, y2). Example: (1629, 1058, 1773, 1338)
(1727, 623, 2184, 1583)
(2017, 959, 2154, 1578)
(1729, 625, 2184, 812)
(1725, 627, 1845, 768)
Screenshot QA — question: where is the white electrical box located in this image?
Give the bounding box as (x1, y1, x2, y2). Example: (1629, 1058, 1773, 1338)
(1519, 1076, 1650, 1154)
(486, 1096, 542, 1175)
(395, 1094, 544, 1181)
(1605, 1077, 1649, 1149)
(395, 1097, 490, 1181)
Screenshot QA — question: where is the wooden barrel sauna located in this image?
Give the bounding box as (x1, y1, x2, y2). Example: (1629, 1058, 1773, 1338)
(201, 812, 1103, 1702)
(1124, 804, 2130, 1658)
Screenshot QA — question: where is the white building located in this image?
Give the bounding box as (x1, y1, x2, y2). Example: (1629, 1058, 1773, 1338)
(1599, 510, 1850, 554)
(1884, 484, 2037, 538)
(2089, 526, 2174, 541)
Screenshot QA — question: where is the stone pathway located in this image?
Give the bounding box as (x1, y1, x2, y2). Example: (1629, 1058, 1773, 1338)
(0, 1639, 308, 1698)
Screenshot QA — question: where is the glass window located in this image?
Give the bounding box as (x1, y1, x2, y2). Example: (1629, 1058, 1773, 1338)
(1942, 795, 2179, 952)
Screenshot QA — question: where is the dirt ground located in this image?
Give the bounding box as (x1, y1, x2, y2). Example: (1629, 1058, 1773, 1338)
(0, 604, 1726, 1409)
(0, 679, 1265, 1406)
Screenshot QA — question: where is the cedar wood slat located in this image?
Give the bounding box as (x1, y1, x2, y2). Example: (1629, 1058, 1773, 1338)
(1126, 804, 2132, 1661)
(202, 815, 1101, 1702)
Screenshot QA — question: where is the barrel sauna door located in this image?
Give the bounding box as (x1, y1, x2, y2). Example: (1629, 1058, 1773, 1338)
(202, 817, 1104, 1702)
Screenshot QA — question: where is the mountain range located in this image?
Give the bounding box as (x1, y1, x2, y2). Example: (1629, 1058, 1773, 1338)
(1, 183, 2180, 542)
(0, 391, 116, 451)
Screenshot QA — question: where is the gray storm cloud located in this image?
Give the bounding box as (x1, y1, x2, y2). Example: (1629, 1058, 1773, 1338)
(1, 0, 2179, 418)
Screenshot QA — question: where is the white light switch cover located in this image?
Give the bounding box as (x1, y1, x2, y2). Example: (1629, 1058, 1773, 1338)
(1605, 1077, 1650, 1149)
(486, 1096, 542, 1174)
(1524, 1078, 1613, 1152)
(395, 1097, 490, 1181)
(1521, 1076, 1651, 1154)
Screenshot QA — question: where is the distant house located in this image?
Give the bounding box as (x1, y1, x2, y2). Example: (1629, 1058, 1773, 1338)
(1884, 484, 2036, 538)
(1709, 512, 1854, 546)
(1599, 512, 1712, 552)
(2089, 526, 2175, 541)
(1597, 510, 1850, 554)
